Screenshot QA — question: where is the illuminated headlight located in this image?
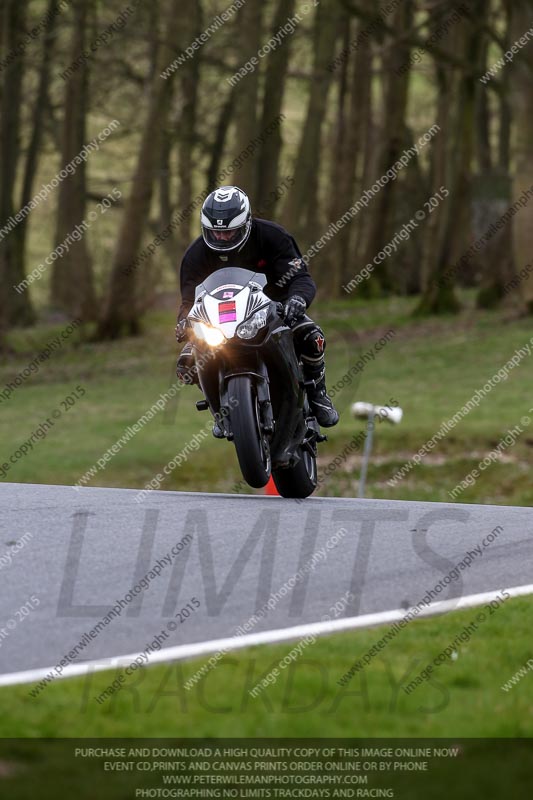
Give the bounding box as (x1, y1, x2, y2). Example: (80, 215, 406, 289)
(237, 308, 269, 340)
(192, 322, 225, 346)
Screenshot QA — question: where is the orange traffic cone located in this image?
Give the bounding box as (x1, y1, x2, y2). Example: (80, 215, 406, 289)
(265, 475, 279, 495)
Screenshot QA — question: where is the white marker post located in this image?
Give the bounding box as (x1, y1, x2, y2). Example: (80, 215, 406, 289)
(351, 402, 403, 498)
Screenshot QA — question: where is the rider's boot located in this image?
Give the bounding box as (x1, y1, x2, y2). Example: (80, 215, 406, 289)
(304, 365, 339, 427)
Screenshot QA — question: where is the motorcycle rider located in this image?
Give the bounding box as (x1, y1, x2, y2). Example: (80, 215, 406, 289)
(176, 186, 339, 434)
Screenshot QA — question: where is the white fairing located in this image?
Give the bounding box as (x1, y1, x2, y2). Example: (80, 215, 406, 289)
(203, 286, 251, 339)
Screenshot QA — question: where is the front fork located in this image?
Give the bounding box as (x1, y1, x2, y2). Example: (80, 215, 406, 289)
(215, 361, 274, 441)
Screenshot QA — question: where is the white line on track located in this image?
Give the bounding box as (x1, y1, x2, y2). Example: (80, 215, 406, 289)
(3, 582, 533, 689)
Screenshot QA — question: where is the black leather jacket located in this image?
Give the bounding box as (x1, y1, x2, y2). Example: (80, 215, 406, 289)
(177, 217, 316, 322)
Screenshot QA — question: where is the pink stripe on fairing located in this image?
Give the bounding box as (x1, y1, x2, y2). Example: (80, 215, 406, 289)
(219, 311, 237, 322)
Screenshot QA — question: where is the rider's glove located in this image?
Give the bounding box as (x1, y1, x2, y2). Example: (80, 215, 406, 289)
(283, 295, 307, 325)
(175, 319, 188, 342)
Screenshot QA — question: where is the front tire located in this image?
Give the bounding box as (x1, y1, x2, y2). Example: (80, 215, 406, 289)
(273, 445, 317, 499)
(227, 376, 271, 489)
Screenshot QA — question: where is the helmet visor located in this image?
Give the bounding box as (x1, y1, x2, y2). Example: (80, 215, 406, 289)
(202, 222, 249, 252)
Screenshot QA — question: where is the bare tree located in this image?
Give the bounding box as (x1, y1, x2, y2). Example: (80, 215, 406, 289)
(230, 2, 264, 192)
(0, 0, 35, 328)
(475, 0, 514, 309)
(509, 0, 533, 312)
(51, 0, 97, 320)
(283, 0, 339, 245)
(416, 1, 480, 314)
(97, 0, 184, 339)
(175, 1, 203, 256)
(326, 12, 372, 294)
(255, 0, 296, 211)
(360, 0, 414, 295)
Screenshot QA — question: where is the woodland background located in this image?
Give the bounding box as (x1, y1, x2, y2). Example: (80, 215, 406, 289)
(1, 0, 532, 347)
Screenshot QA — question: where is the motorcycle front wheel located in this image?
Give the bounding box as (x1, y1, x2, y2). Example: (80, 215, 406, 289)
(227, 375, 271, 489)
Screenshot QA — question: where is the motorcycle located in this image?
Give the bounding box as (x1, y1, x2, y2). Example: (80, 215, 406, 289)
(183, 267, 328, 498)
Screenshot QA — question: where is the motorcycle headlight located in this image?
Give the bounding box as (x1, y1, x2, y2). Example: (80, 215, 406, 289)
(236, 308, 269, 340)
(192, 322, 225, 347)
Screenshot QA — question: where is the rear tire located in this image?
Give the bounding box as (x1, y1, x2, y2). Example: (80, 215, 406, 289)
(227, 376, 271, 489)
(273, 445, 317, 498)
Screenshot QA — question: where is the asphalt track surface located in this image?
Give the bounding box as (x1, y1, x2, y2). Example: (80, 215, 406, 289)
(0, 482, 532, 685)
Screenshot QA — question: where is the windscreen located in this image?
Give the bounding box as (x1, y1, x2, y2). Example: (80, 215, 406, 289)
(195, 267, 267, 299)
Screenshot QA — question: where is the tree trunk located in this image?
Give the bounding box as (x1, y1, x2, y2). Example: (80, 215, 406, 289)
(230, 2, 264, 191)
(283, 0, 339, 245)
(325, 13, 351, 265)
(476, 0, 514, 309)
(18, 0, 59, 259)
(51, 0, 97, 320)
(206, 84, 238, 191)
(360, 0, 414, 295)
(175, 1, 202, 256)
(326, 16, 371, 295)
(509, 0, 533, 312)
(0, 0, 35, 328)
(255, 0, 296, 211)
(416, 2, 478, 315)
(97, 0, 183, 339)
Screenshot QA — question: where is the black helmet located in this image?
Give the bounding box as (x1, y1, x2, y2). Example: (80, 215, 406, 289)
(201, 186, 252, 253)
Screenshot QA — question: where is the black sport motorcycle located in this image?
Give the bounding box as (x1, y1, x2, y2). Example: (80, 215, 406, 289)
(183, 267, 327, 498)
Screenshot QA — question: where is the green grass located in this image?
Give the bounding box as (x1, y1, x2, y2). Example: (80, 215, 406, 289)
(1, 294, 532, 739)
(1, 595, 532, 739)
(1, 292, 532, 504)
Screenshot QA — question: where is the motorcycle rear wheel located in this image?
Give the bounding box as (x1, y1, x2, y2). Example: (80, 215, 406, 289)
(227, 375, 271, 489)
(272, 445, 318, 499)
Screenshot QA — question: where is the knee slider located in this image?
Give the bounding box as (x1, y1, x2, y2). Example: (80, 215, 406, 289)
(302, 326, 326, 358)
